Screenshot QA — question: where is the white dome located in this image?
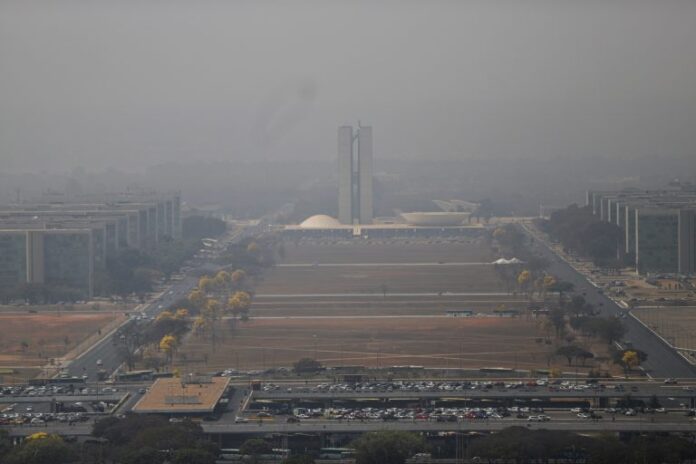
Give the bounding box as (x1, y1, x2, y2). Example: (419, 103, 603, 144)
(400, 212, 470, 226)
(300, 214, 342, 228)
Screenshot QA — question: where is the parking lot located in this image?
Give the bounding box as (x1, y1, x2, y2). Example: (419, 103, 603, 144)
(230, 379, 696, 427)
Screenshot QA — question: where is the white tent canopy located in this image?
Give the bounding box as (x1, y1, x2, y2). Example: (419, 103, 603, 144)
(492, 257, 524, 265)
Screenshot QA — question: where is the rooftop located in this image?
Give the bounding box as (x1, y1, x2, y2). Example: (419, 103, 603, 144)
(132, 376, 230, 414)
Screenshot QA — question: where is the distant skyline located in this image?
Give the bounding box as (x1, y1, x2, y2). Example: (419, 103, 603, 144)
(1, 0, 695, 173)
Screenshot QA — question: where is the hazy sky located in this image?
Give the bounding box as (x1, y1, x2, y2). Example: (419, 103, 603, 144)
(1, 0, 695, 172)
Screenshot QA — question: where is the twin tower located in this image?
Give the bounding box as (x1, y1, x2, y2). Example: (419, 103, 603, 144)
(337, 124, 373, 225)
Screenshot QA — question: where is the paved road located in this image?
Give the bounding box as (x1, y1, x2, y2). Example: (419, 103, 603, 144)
(65, 276, 198, 380)
(5, 417, 696, 437)
(521, 224, 696, 379)
(65, 226, 251, 381)
(201, 419, 696, 434)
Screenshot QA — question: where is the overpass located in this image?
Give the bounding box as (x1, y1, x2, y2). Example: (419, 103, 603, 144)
(5, 418, 696, 439)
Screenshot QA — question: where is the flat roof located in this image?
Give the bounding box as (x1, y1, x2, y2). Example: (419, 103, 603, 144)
(132, 376, 230, 414)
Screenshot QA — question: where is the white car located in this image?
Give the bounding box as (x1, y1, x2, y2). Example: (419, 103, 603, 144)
(234, 416, 248, 423)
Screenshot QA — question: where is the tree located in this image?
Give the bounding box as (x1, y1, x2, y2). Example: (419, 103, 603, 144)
(231, 269, 247, 284)
(569, 295, 587, 317)
(597, 317, 627, 344)
(228, 291, 251, 315)
(246, 242, 260, 256)
(159, 334, 178, 363)
(542, 275, 556, 300)
(0, 430, 12, 461)
(201, 298, 223, 348)
(548, 308, 566, 337)
(517, 270, 531, 296)
(548, 280, 574, 304)
(293, 357, 322, 374)
(171, 448, 217, 464)
(119, 447, 166, 464)
(5, 433, 77, 464)
(555, 344, 589, 366)
(156, 310, 175, 322)
(93, 415, 168, 445)
(555, 345, 574, 366)
(213, 271, 231, 290)
(352, 431, 426, 464)
(188, 289, 206, 309)
(240, 438, 272, 463)
(612, 348, 648, 374)
(576, 349, 595, 366)
(193, 316, 208, 335)
(622, 350, 640, 370)
(198, 276, 214, 293)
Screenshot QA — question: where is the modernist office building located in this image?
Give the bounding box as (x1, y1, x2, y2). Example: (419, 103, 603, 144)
(586, 189, 696, 275)
(338, 124, 373, 225)
(0, 192, 182, 298)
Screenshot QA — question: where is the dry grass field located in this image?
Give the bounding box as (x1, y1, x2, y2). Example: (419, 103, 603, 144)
(633, 307, 696, 351)
(173, 238, 588, 373)
(257, 264, 504, 295)
(281, 240, 492, 264)
(251, 294, 529, 317)
(0, 313, 124, 382)
(176, 316, 565, 371)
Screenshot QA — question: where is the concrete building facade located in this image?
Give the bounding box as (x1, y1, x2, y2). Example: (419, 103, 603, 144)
(0, 192, 182, 298)
(586, 188, 696, 275)
(338, 124, 373, 225)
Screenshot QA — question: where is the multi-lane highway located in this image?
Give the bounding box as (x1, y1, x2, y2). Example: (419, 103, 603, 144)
(64, 225, 251, 381)
(4, 413, 696, 438)
(521, 223, 696, 379)
(202, 418, 696, 435)
(65, 275, 198, 381)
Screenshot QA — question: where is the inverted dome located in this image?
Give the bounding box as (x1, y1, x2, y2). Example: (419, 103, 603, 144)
(300, 214, 342, 228)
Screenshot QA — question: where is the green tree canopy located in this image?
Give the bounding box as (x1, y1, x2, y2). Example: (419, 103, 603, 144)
(5, 434, 77, 464)
(352, 431, 426, 464)
(171, 448, 217, 464)
(240, 438, 273, 457)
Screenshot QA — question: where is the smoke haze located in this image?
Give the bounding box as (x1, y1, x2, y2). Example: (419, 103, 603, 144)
(1, 0, 695, 174)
